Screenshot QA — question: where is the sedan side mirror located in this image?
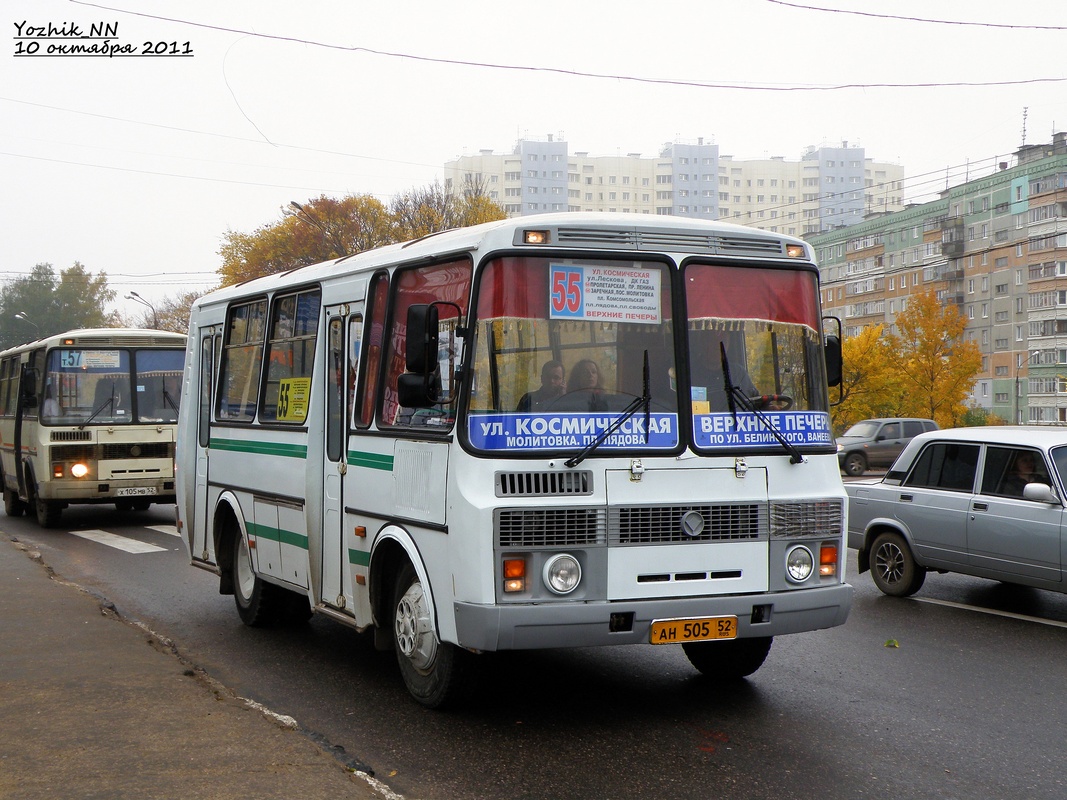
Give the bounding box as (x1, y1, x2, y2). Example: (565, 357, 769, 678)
(1023, 483, 1061, 505)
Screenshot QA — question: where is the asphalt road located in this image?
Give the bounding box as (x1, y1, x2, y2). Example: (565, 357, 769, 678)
(6, 502, 1067, 800)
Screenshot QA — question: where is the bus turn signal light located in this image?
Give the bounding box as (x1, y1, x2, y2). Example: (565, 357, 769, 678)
(503, 558, 526, 592)
(820, 542, 839, 577)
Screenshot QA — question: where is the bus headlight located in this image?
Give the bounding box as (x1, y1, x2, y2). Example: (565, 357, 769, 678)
(785, 545, 814, 583)
(543, 553, 581, 595)
(70, 463, 90, 479)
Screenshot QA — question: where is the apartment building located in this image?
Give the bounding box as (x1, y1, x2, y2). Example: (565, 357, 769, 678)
(811, 133, 1067, 424)
(445, 135, 904, 237)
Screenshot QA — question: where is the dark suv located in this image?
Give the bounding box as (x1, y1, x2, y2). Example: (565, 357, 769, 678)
(836, 418, 939, 476)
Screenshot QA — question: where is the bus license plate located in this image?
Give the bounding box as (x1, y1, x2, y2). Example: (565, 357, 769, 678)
(116, 487, 155, 497)
(649, 616, 737, 645)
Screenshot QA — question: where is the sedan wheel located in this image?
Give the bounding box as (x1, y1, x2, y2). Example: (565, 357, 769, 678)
(843, 452, 866, 477)
(870, 531, 926, 597)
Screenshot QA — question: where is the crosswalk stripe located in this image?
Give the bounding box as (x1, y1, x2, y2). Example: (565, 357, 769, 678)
(71, 529, 168, 554)
(147, 524, 181, 538)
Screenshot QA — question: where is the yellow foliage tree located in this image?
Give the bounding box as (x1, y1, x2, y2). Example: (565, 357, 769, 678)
(218, 194, 393, 287)
(887, 289, 983, 427)
(390, 177, 506, 241)
(831, 324, 904, 433)
(218, 183, 505, 288)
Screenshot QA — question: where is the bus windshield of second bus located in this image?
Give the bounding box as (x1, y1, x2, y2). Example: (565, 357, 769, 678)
(42, 346, 184, 426)
(464, 255, 832, 457)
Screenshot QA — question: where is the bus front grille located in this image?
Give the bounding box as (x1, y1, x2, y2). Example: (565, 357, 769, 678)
(495, 502, 767, 549)
(497, 508, 605, 548)
(495, 470, 593, 497)
(610, 503, 765, 544)
(51, 442, 174, 461)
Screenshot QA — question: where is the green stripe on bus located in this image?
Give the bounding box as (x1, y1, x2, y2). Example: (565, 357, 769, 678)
(347, 450, 393, 470)
(247, 521, 309, 550)
(348, 549, 371, 567)
(210, 438, 308, 459)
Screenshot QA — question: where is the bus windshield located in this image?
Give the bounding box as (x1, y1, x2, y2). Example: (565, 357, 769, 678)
(466, 256, 832, 455)
(684, 262, 832, 451)
(467, 256, 680, 453)
(42, 347, 185, 426)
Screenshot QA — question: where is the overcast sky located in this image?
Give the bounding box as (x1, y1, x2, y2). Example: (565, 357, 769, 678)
(4, 0, 1066, 321)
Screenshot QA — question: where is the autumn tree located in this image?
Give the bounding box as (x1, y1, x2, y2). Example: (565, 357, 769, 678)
(218, 194, 393, 287)
(217, 179, 507, 288)
(390, 176, 506, 241)
(887, 289, 982, 427)
(831, 324, 904, 432)
(0, 263, 118, 349)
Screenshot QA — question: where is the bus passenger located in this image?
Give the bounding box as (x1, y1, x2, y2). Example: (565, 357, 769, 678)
(565, 358, 608, 412)
(515, 360, 564, 412)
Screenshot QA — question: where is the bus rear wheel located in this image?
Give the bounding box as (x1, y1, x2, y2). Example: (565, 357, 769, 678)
(392, 562, 469, 708)
(4, 485, 25, 517)
(683, 636, 773, 680)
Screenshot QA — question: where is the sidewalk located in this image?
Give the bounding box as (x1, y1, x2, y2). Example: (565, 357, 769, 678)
(0, 536, 390, 800)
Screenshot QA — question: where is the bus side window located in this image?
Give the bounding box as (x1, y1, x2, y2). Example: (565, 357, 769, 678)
(218, 299, 267, 422)
(357, 273, 389, 428)
(380, 259, 471, 428)
(347, 314, 363, 428)
(259, 288, 321, 424)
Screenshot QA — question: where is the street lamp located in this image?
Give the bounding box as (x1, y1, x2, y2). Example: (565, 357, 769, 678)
(126, 291, 159, 329)
(288, 200, 347, 257)
(1014, 349, 1041, 424)
(14, 312, 40, 339)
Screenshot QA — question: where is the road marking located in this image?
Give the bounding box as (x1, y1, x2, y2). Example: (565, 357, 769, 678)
(915, 596, 1067, 629)
(147, 524, 181, 538)
(71, 529, 167, 554)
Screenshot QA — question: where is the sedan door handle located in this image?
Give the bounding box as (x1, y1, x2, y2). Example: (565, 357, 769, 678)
(972, 502, 988, 511)
(899, 494, 913, 503)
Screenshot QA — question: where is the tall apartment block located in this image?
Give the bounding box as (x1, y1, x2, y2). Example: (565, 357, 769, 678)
(811, 133, 1067, 424)
(444, 135, 905, 237)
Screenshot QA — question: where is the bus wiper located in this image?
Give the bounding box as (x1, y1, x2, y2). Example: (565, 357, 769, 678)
(163, 387, 178, 412)
(566, 351, 651, 469)
(79, 395, 113, 430)
(720, 343, 804, 465)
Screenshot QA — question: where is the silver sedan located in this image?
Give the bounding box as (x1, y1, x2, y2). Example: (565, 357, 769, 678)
(846, 426, 1067, 597)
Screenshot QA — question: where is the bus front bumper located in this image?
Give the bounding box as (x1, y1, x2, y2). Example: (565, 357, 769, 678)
(452, 583, 852, 651)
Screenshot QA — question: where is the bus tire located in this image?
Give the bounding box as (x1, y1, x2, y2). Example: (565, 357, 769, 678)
(4, 486, 25, 517)
(28, 481, 61, 528)
(392, 561, 469, 709)
(232, 530, 284, 627)
(683, 636, 773, 680)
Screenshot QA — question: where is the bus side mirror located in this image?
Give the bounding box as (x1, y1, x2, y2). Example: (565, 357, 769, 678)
(400, 302, 464, 410)
(405, 304, 439, 374)
(824, 335, 842, 387)
(397, 371, 442, 408)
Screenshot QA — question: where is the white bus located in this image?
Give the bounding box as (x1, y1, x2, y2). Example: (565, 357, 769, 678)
(176, 213, 852, 707)
(0, 328, 187, 527)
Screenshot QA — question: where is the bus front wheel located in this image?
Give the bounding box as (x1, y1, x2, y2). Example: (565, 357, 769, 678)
(683, 636, 773, 680)
(392, 562, 469, 708)
(28, 481, 61, 528)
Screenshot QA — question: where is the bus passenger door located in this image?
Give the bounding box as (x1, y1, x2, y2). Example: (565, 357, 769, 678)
(192, 333, 215, 562)
(320, 306, 359, 611)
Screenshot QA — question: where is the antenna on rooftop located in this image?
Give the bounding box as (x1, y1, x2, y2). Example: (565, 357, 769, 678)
(1022, 107, 1028, 146)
